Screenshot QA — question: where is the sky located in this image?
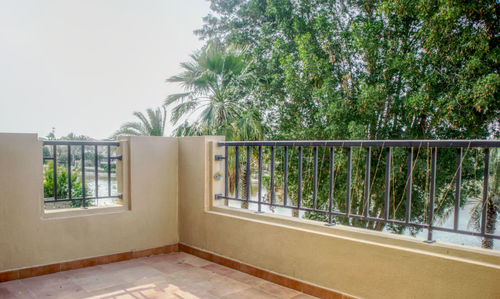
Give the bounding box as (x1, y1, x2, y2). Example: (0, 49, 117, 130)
(0, 0, 211, 139)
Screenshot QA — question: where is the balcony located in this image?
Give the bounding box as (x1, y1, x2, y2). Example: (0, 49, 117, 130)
(0, 133, 499, 299)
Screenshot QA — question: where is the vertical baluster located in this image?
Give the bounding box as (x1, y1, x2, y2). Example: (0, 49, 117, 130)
(326, 147, 335, 226)
(95, 145, 98, 201)
(364, 147, 371, 218)
(107, 145, 111, 197)
(454, 148, 462, 230)
(224, 146, 228, 198)
(68, 145, 72, 200)
(257, 146, 263, 213)
(235, 146, 239, 199)
(53, 144, 57, 200)
(270, 146, 275, 205)
(246, 146, 251, 204)
(283, 147, 288, 206)
(313, 147, 318, 210)
(405, 148, 413, 223)
(82, 145, 86, 208)
(346, 147, 352, 217)
(480, 148, 490, 236)
(384, 147, 391, 220)
(426, 147, 436, 243)
(298, 147, 303, 211)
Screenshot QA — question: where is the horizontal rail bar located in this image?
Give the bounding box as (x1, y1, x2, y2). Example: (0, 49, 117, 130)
(218, 140, 500, 148)
(219, 195, 500, 240)
(43, 140, 120, 146)
(44, 195, 122, 203)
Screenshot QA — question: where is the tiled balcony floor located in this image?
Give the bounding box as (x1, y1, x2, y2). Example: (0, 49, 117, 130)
(0, 252, 315, 299)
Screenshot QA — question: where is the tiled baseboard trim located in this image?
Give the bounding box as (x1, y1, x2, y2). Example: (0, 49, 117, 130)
(178, 243, 357, 299)
(0, 244, 178, 282)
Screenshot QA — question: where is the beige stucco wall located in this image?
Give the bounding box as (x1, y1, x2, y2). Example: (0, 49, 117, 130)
(0, 133, 178, 271)
(178, 136, 500, 299)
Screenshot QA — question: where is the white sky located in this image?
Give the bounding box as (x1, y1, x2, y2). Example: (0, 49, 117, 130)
(0, 0, 210, 139)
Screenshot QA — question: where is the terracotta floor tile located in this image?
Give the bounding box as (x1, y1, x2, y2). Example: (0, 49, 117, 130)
(225, 269, 268, 286)
(202, 263, 238, 277)
(222, 287, 280, 299)
(180, 253, 215, 267)
(0, 252, 315, 299)
(149, 260, 195, 275)
(259, 281, 302, 298)
(0, 280, 37, 298)
(194, 274, 251, 297)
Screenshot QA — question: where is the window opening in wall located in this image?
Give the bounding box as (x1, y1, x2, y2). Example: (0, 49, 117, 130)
(42, 140, 123, 210)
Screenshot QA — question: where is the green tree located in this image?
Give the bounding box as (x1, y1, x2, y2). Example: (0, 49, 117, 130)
(43, 161, 88, 208)
(112, 107, 167, 137)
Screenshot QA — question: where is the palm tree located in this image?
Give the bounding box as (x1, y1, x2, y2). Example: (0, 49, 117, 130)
(165, 40, 258, 137)
(112, 107, 166, 138)
(166, 41, 265, 209)
(469, 149, 499, 249)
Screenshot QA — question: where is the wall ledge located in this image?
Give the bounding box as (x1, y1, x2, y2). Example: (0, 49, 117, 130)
(209, 205, 500, 267)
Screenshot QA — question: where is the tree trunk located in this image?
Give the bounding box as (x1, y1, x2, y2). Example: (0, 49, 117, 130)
(481, 198, 497, 249)
(241, 167, 249, 209)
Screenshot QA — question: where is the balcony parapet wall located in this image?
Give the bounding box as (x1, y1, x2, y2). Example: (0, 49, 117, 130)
(0, 133, 179, 272)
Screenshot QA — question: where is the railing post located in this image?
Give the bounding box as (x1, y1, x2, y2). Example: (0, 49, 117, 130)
(235, 146, 239, 200)
(405, 148, 413, 223)
(425, 147, 437, 243)
(454, 148, 462, 230)
(270, 146, 275, 205)
(257, 146, 263, 213)
(297, 146, 303, 212)
(68, 145, 72, 200)
(95, 145, 98, 202)
(107, 145, 111, 197)
(81, 144, 86, 209)
(481, 148, 490, 236)
(364, 147, 371, 219)
(53, 144, 57, 200)
(224, 146, 228, 198)
(313, 146, 318, 211)
(246, 146, 251, 205)
(384, 147, 391, 220)
(346, 147, 352, 217)
(326, 147, 335, 226)
(283, 146, 288, 206)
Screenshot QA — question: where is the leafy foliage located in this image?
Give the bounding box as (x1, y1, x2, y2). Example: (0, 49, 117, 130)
(112, 107, 167, 137)
(43, 161, 88, 208)
(165, 40, 264, 140)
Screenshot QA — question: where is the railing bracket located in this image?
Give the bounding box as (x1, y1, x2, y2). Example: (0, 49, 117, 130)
(215, 155, 226, 161)
(423, 240, 436, 244)
(325, 223, 336, 227)
(215, 194, 223, 200)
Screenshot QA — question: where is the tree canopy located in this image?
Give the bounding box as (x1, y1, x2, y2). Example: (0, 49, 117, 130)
(194, 0, 499, 141)
(112, 107, 167, 138)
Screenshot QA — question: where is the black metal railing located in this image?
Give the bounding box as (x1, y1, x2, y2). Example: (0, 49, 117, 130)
(215, 140, 500, 243)
(42, 140, 122, 208)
